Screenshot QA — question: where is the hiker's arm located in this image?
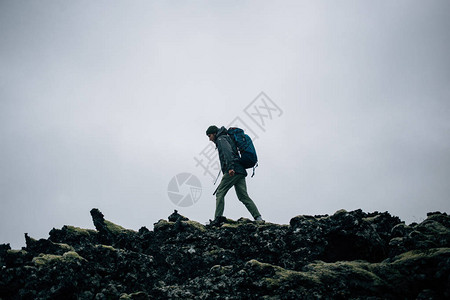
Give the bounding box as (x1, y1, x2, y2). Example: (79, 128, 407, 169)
(217, 137, 235, 172)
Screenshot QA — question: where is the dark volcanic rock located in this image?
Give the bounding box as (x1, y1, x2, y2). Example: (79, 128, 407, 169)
(1, 209, 449, 299)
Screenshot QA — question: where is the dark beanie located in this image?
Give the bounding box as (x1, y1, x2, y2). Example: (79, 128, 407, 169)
(206, 125, 219, 135)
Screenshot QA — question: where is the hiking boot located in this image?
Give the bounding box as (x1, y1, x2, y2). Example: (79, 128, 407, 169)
(209, 216, 227, 227)
(255, 216, 265, 224)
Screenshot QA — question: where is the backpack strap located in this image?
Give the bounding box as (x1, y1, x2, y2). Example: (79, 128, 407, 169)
(251, 162, 258, 178)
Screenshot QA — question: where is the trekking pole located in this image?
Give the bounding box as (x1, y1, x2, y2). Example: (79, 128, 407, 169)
(212, 169, 221, 195)
(213, 169, 221, 185)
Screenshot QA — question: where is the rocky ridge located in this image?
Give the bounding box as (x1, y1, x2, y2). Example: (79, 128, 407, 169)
(1, 209, 449, 299)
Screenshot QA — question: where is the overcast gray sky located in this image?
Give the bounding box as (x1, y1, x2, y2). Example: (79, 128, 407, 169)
(1, 0, 449, 249)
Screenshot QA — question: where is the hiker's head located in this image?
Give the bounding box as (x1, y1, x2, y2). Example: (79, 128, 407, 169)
(206, 125, 219, 142)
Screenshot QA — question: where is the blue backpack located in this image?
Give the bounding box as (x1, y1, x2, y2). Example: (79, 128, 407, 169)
(227, 127, 258, 177)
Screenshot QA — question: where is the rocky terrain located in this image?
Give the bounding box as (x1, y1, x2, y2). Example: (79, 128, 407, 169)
(1, 208, 449, 299)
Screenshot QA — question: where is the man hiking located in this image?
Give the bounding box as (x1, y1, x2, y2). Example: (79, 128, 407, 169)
(206, 125, 264, 225)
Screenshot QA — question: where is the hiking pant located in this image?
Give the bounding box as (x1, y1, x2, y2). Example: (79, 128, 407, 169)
(214, 173, 261, 219)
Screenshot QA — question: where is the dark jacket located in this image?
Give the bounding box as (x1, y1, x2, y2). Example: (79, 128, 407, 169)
(214, 126, 247, 176)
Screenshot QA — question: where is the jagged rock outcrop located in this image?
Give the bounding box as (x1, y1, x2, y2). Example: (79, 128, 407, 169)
(1, 208, 449, 299)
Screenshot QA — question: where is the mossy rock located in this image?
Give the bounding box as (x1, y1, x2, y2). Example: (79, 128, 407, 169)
(153, 219, 174, 231)
(96, 244, 118, 252)
(245, 259, 320, 290)
(306, 260, 386, 288)
(104, 219, 131, 234)
(62, 251, 87, 262)
(32, 251, 86, 266)
(119, 291, 149, 299)
(245, 259, 389, 293)
(49, 225, 98, 246)
(32, 254, 63, 266)
(389, 247, 450, 265)
(333, 209, 349, 216)
(153, 219, 206, 233)
(56, 242, 74, 252)
(64, 225, 97, 236)
(184, 220, 206, 232)
(221, 223, 241, 229)
(25, 233, 75, 255)
(5, 249, 33, 267)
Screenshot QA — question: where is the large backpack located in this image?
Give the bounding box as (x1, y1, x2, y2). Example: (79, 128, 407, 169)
(227, 127, 258, 176)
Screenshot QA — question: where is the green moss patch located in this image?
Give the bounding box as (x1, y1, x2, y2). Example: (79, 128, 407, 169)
(185, 220, 206, 232)
(32, 251, 87, 266)
(64, 225, 97, 236)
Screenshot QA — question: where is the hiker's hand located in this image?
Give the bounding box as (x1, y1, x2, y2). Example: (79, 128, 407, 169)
(229, 169, 235, 177)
